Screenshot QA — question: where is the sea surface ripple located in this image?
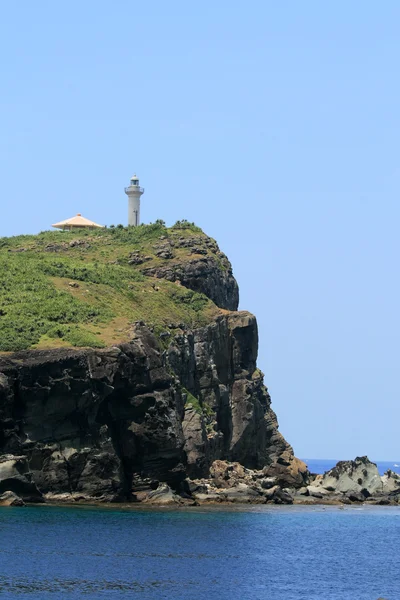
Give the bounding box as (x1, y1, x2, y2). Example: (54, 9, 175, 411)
(0, 504, 399, 600)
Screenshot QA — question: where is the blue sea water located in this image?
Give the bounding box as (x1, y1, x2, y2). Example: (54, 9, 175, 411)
(1, 504, 399, 600)
(303, 458, 400, 476)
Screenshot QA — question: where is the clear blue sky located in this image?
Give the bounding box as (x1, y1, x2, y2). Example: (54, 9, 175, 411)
(1, 1, 399, 461)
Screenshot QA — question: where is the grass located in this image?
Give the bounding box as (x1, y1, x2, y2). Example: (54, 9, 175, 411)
(0, 221, 221, 352)
(183, 388, 215, 434)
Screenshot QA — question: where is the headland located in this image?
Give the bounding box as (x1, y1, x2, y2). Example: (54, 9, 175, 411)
(0, 222, 398, 507)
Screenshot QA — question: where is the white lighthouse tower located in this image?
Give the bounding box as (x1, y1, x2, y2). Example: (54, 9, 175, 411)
(124, 174, 144, 226)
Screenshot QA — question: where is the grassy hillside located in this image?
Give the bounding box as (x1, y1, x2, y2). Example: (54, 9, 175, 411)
(0, 221, 221, 352)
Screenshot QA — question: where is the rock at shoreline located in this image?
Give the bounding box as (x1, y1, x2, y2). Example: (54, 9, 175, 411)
(7, 227, 394, 508)
(0, 491, 25, 506)
(143, 483, 182, 505)
(263, 451, 309, 488)
(303, 456, 400, 505)
(311, 456, 382, 495)
(0, 227, 300, 507)
(381, 470, 400, 495)
(187, 459, 294, 504)
(0, 455, 42, 502)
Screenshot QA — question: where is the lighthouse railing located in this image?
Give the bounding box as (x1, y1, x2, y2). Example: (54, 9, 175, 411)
(125, 186, 144, 193)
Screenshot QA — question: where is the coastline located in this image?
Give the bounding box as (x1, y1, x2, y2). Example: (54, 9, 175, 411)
(3, 455, 400, 509)
(14, 500, 400, 513)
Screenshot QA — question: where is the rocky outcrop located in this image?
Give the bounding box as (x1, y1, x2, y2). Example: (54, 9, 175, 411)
(0, 455, 42, 501)
(166, 312, 301, 479)
(0, 332, 187, 503)
(295, 457, 400, 505)
(0, 229, 309, 505)
(310, 456, 383, 495)
(0, 491, 25, 506)
(188, 459, 296, 504)
(142, 235, 239, 311)
(0, 313, 299, 504)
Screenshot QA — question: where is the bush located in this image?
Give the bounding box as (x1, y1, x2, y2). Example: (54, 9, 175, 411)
(171, 220, 202, 232)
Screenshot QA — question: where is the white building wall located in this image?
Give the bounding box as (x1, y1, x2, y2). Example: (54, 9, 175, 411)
(128, 194, 141, 226)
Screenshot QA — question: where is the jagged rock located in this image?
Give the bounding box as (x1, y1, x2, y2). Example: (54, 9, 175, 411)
(381, 470, 400, 494)
(209, 460, 248, 485)
(190, 247, 208, 255)
(259, 477, 278, 490)
(144, 483, 181, 505)
(155, 248, 174, 259)
(69, 239, 90, 249)
(128, 252, 152, 265)
(190, 480, 265, 504)
(182, 406, 208, 478)
(306, 485, 330, 498)
(263, 485, 293, 504)
(374, 498, 392, 506)
(303, 457, 400, 505)
(0, 491, 25, 506)
(44, 243, 64, 252)
(189, 461, 296, 504)
(0, 455, 42, 501)
(222, 483, 263, 503)
(168, 313, 296, 476)
(142, 254, 239, 311)
(264, 452, 309, 488)
(311, 457, 383, 495)
(347, 491, 366, 503)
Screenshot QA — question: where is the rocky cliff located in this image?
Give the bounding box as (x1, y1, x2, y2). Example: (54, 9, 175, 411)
(0, 223, 306, 504)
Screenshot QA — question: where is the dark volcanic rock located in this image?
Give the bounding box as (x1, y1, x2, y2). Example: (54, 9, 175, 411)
(0, 455, 42, 501)
(0, 230, 303, 503)
(142, 249, 239, 311)
(0, 332, 186, 502)
(0, 314, 297, 502)
(166, 312, 298, 477)
(182, 405, 208, 478)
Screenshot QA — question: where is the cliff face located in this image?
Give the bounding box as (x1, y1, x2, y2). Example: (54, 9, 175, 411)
(169, 313, 289, 477)
(0, 226, 304, 503)
(141, 234, 239, 311)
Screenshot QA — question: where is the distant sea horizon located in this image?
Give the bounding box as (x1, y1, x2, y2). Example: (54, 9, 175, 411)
(301, 458, 400, 476)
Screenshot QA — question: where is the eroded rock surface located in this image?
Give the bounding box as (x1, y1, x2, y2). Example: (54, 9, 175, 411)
(0, 455, 42, 501)
(312, 456, 382, 495)
(0, 314, 299, 504)
(298, 457, 400, 505)
(142, 236, 239, 311)
(188, 459, 296, 504)
(0, 231, 308, 505)
(0, 491, 25, 506)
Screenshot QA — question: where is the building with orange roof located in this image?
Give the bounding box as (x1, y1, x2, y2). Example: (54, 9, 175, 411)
(52, 214, 104, 231)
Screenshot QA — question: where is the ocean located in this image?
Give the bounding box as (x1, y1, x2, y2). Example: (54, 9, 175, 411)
(303, 458, 400, 476)
(1, 504, 399, 600)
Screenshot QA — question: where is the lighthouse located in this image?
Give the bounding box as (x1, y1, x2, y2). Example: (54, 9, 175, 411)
(124, 174, 144, 226)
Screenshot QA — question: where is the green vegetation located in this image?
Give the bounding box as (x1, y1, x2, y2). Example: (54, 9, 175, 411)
(183, 388, 215, 433)
(0, 221, 220, 352)
(183, 388, 203, 413)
